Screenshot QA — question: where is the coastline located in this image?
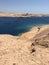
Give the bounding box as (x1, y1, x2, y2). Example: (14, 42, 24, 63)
(19, 24, 49, 40)
(0, 25, 49, 65)
(0, 12, 49, 17)
(0, 24, 49, 40)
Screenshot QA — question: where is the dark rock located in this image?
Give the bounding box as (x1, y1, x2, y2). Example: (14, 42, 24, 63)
(13, 63, 16, 65)
(31, 48, 36, 53)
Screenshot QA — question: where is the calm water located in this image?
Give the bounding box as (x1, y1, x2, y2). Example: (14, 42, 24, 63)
(0, 16, 49, 36)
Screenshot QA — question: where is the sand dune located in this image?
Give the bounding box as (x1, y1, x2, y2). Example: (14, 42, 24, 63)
(0, 25, 49, 65)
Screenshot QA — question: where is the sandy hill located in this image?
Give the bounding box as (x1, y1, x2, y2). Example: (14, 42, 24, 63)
(0, 25, 49, 65)
(0, 12, 49, 17)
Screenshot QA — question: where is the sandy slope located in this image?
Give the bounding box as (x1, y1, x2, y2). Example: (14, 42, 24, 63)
(20, 25, 49, 40)
(0, 25, 49, 65)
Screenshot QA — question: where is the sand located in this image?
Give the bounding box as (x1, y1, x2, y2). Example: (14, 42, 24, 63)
(0, 12, 49, 17)
(0, 25, 49, 65)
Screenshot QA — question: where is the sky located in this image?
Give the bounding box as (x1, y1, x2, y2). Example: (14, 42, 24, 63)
(0, 0, 49, 14)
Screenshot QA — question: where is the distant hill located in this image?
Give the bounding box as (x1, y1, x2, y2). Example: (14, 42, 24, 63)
(0, 12, 49, 17)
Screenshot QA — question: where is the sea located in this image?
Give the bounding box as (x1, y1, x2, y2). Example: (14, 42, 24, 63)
(0, 16, 49, 36)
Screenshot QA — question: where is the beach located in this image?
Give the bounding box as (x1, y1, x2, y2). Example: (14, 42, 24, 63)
(0, 25, 49, 65)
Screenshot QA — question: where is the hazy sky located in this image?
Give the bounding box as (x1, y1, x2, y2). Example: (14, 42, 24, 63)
(0, 0, 49, 14)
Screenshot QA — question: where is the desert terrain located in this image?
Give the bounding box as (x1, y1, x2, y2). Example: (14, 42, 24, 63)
(0, 25, 49, 65)
(0, 12, 49, 17)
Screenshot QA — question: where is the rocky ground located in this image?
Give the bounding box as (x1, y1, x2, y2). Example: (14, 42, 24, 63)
(0, 25, 49, 65)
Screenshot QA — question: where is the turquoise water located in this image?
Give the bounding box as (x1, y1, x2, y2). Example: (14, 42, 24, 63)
(0, 16, 49, 36)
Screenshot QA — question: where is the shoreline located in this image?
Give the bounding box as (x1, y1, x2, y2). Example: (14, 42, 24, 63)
(0, 24, 49, 65)
(0, 24, 49, 40)
(19, 24, 49, 40)
(0, 12, 49, 17)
